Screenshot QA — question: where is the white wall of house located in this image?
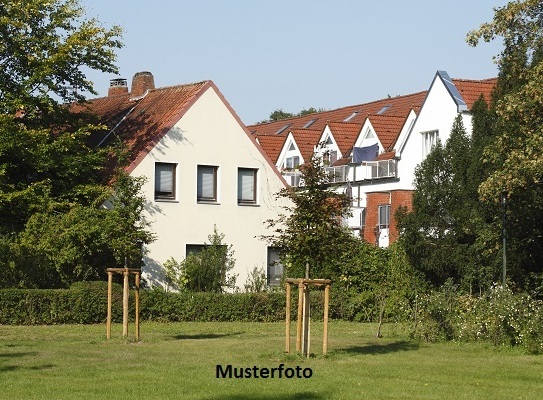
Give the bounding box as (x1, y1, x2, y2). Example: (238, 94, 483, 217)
(398, 72, 472, 189)
(276, 132, 304, 170)
(130, 86, 288, 290)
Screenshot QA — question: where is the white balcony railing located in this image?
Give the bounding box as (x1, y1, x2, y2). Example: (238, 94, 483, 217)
(281, 159, 397, 187)
(282, 171, 302, 187)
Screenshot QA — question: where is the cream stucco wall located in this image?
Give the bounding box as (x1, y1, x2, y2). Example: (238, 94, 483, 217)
(130, 86, 288, 290)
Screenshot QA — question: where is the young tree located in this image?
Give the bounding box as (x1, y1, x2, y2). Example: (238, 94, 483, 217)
(263, 151, 356, 280)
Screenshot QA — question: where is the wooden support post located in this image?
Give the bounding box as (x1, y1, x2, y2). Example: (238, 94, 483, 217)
(106, 271, 113, 340)
(285, 282, 291, 353)
(296, 283, 304, 352)
(302, 284, 310, 357)
(135, 271, 140, 340)
(323, 283, 330, 355)
(122, 268, 129, 337)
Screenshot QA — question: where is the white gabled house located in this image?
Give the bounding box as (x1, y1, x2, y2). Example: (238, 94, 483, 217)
(84, 72, 290, 289)
(248, 70, 496, 249)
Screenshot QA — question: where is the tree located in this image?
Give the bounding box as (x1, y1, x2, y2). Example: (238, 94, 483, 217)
(397, 116, 495, 291)
(0, 0, 122, 120)
(6, 172, 155, 288)
(263, 151, 356, 280)
(0, 0, 123, 234)
(468, 0, 543, 290)
(0, 1, 145, 288)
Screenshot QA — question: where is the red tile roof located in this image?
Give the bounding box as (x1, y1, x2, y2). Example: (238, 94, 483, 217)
(254, 134, 287, 164)
(452, 78, 497, 109)
(367, 114, 407, 151)
(247, 91, 427, 137)
(75, 81, 211, 172)
(290, 129, 322, 163)
(326, 122, 362, 157)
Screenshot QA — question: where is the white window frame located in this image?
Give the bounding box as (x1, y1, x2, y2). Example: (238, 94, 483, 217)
(422, 130, 439, 157)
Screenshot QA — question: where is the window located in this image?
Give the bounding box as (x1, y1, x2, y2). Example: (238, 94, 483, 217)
(238, 168, 257, 204)
(154, 162, 176, 200)
(378, 204, 391, 230)
(328, 150, 338, 165)
(422, 130, 439, 157)
(267, 247, 284, 287)
(197, 165, 218, 202)
(285, 156, 300, 169)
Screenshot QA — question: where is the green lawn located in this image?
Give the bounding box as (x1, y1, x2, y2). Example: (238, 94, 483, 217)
(0, 321, 541, 399)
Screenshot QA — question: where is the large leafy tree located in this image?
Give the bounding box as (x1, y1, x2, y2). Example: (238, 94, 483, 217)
(263, 152, 357, 280)
(468, 0, 543, 289)
(0, 0, 123, 232)
(0, 1, 156, 288)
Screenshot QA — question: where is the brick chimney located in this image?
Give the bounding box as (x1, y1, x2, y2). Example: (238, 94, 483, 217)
(108, 78, 129, 96)
(131, 71, 155, 98)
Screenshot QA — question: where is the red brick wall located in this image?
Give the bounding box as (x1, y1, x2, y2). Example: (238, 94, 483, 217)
(389, 190, 413, 242)
(364, 192, 390, 244)
(131, 71, 155, 97)
(363, 190, 413, 245)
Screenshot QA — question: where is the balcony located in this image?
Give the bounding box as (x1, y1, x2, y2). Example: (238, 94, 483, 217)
(282, 171, 302, 187)
(281, 159, 397, 187)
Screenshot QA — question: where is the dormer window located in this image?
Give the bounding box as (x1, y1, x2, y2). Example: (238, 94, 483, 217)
(285, 156, 300, 169)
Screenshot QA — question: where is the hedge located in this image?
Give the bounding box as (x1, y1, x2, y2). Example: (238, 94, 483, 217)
(0, 283, 372, 325)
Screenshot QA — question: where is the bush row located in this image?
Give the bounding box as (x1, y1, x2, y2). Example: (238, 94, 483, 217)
(0, 283, 379, 325)
(412, 282, 543, 354)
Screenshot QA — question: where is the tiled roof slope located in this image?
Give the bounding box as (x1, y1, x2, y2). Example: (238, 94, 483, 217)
(452, 78, 497, 109)
(247, 91, 427, 137)
(254, 134, 287, 164)
(290, 129, 322, 163)
(367, 114, 407, 151)
(75, 81, 211, 171)
(326, 122, 362, 156)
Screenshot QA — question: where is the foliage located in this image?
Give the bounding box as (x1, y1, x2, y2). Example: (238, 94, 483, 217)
(413, 283, 543, 354)
(0, 0, 122, 118)
(467, 0, 543, 289)
(244, 266, 269, 293)
(0, 281, 123, 324)
(1, 173, 155, 288)
(339, 242, 426, 331)
(397, 115, 499, 291)
(263, 151, 356, 280)
(164, 226, 237, 293)
(258, 107, 327, 123)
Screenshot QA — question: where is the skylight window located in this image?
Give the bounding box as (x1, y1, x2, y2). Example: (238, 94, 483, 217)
(275, 124, 291, 135)
(343, 112, 358, 122)
(303, 118, 317, 128)
(377, 105, 391, 114)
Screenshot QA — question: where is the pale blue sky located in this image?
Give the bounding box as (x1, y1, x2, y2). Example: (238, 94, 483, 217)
(82, 0, 507, 125)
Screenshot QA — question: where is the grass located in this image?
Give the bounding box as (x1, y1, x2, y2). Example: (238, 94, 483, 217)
(0, 321, 542, 399)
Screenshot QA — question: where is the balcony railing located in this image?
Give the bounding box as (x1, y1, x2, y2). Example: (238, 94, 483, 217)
(281, 159, 397, 187)
(325, 165, 349, 183)
(282, 171, 302, 187)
